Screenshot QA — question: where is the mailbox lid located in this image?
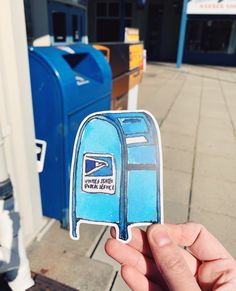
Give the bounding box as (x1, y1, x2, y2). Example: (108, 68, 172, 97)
(29, 44, 112, 113)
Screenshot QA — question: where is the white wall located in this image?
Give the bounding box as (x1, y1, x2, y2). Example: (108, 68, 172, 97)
(0, 0, 45, 245)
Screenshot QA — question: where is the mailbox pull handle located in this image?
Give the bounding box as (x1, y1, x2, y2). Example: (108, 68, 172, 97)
(35, 139, 47, 173)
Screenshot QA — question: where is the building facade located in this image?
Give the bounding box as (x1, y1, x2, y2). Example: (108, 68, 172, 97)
(88, 0, 183, 62)
(88, 0, 236, 66)
(185, 0, 236, 66)
(23, 0, 236, 66)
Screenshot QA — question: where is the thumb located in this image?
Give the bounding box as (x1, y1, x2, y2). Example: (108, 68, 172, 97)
(147, 224, 200, 291)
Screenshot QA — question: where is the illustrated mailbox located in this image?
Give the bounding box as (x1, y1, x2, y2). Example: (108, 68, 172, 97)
(70, 111, 163, 242)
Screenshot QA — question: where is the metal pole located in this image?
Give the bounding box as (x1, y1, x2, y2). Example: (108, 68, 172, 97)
(176, 0, 188, 68)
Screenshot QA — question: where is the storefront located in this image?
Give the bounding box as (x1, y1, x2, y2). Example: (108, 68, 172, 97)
(24, 0, 236, 66)
(88, 0, 183, 62)
(184, 0, 236, 66)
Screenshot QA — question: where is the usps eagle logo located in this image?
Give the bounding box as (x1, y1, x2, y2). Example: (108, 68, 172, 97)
(82, 153, 116, 194)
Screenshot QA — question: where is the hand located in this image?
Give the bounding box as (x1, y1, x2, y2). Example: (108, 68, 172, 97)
(105, 223, 236, 291)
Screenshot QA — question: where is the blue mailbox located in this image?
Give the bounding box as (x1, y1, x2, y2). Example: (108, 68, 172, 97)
(28, 44, 112, 226)
(70, 111, 163, 242)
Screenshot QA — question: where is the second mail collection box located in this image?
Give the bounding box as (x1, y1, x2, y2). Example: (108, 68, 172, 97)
(93, 42, 144, 110)
(28, 44, 112, 225)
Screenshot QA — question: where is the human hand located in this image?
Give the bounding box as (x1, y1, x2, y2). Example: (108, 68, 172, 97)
(105, 223, 236, 291)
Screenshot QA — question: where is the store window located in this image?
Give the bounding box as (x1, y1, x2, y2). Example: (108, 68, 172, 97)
(96, 1, 133, 42)
(125, 3, 133, 17)
(52, 12, 67, 42)
(97, 19, 120, 41)
(72, 15, 79, 41)
(80, 15, 84, 39)
(186, 18, 236, 55)
(97, 3, 107, 17)
(109, 3, 119, 17)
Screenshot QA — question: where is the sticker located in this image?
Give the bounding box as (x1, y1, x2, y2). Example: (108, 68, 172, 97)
(82, 153, 116, 194)
(70, 110, 163, 243)
(75, 75, 90, 86)
(35, 139, 47, 173)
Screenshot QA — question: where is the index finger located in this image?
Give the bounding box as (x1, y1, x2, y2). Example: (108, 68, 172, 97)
(110, 227, 152, 258)
(163, 223, 232, 261)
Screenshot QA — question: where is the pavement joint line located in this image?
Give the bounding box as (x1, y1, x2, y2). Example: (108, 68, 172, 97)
(109, 271, 119, 291)
(201, 65, 236, 74)
(187, 75, 204, 222)
(35, 219, 56, 242)
(148, 63, 236, 84)
(163, 166, 192, 175)
(161, 129, 197, 138)
(194, 173, 236, 185)
(89, 226, 108, 259)
(184, 71, 236, 84)
(160, 128, 196, 138)
(218, 78, 236, 140)
(159, 72, 187, 128)
(195, 150, 236, 161)
(163, 145, 194, 154)
(188, 206, 236, 221)
(192, 175, 236, 185)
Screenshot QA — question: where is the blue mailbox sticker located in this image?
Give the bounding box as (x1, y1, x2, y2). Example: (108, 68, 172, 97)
(70, 110, 163, 243)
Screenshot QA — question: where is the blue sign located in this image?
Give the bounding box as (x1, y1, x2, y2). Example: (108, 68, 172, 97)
(70, 111, 163, 243)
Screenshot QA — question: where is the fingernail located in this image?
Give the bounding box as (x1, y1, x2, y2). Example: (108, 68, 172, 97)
(153, 230, 172, 247)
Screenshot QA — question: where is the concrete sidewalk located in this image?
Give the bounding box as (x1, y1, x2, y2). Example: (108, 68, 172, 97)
(140, 63, 236, 253)
(27, 63, 236, 291)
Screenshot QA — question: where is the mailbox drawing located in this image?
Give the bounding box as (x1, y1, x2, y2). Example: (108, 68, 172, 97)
(70, 110, 163, 243)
